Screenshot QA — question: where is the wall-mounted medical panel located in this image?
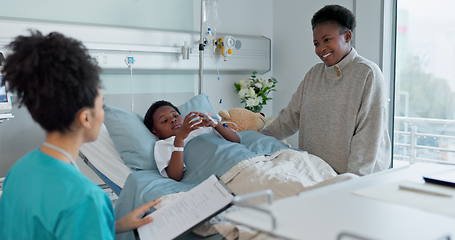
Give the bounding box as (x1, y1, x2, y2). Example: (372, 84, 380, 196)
(0, 18, 270, 73)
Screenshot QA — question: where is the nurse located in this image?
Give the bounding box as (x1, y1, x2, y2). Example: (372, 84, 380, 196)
(0, 31, 158, 239)
(261, 5, 391, 175)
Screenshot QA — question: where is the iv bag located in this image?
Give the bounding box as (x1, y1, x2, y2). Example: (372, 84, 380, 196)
(202, 0, 219, 28)
(202, 0, 219, 53)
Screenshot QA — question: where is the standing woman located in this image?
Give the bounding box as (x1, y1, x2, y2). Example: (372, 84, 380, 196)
(261, 5, 391, 175)
(0, 31, 158, 239)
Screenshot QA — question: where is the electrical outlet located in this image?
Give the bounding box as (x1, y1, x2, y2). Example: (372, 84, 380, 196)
(126, 56, 135, 66)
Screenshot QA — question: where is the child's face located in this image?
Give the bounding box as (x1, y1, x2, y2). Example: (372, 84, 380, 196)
(151, 106, 183, 139)
(313, 22, 352, 67)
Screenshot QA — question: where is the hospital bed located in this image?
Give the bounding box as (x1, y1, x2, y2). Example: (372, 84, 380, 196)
(79, 124, 131, 195)
(78, 103, 349, 240)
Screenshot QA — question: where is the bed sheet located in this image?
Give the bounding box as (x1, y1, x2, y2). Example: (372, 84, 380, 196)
(166, 149, 339, 239)
(223, 149, 337, 201)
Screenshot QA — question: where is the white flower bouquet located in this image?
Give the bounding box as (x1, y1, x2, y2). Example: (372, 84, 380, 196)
(234, 72, 277, 113)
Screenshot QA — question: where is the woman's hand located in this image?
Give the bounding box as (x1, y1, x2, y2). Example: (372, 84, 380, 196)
(115, 199, 161, 233)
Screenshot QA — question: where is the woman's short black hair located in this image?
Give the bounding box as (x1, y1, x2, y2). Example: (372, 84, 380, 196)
(311, 5, 356, 31)
(1, 30, 100, 132)
(143, 100, 180, 132)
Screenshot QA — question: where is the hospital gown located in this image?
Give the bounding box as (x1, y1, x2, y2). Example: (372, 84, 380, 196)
(0, 149, 115, 240)
(154, 127, 219, 177)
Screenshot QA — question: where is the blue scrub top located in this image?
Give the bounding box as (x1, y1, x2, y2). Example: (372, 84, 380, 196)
(0, 149, 115, 240)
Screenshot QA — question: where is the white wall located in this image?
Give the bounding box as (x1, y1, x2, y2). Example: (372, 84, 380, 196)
(355, 0, 383, 67)
(0, 0, 194, 30)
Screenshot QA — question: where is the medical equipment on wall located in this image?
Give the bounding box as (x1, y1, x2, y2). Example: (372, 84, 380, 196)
(200, 0, 219, 53)
(181, 41, 191, 60)
(197, 0, 243, 99)
(0, 19, 271, 92)
(215, 35, 241, 60)
(123, 55, 136, 112)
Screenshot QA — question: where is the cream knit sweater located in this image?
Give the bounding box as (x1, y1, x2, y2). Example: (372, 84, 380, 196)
(261, 48, 391, 175)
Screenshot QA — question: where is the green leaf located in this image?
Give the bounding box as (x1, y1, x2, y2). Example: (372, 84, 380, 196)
(234, 83, 241, 92)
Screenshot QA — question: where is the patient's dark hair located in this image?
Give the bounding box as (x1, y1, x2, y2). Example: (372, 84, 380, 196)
(1, 30, 100, 132)
(143, 100, 180, 132)
(311, 5, 356, 31)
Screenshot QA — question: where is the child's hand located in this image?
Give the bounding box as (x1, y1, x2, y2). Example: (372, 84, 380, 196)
(175, 112, 205, 140)
(196, 112, 217, 128)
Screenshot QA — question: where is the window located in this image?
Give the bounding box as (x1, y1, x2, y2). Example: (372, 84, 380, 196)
(394, 0, 455, 164)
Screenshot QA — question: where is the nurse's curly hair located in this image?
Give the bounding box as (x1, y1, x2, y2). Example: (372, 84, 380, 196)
(143, 100, 180, 133)
(1, 30, 100, 132)
(311, 5, 356, 31)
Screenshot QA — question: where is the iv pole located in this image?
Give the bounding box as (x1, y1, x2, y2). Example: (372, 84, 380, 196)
(198, 0, 206, 95)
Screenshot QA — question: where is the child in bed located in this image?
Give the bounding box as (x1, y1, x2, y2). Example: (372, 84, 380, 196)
(143, 101, 240, 181)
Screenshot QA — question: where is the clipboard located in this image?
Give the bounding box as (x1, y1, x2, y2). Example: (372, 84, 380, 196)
(177, 175, 235, 239)
(423, 169, 455, 188)
(137, 175, 234, 240)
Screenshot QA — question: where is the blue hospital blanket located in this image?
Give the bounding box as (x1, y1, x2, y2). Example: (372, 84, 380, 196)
(114, 131, 288, 239)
